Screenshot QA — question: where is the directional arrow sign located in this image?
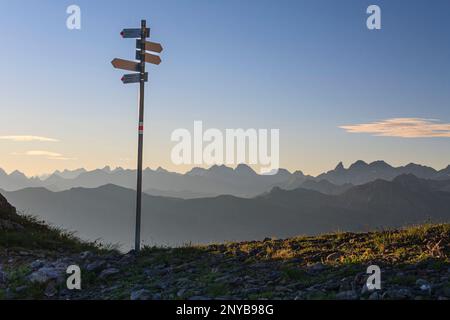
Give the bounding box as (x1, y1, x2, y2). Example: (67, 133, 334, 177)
(136, 40, 163, 53)
(120, 28, 150, 38)
(136, 51, 162, 65)
(111, 58, 140, 72)
(121, 72, 148, 84)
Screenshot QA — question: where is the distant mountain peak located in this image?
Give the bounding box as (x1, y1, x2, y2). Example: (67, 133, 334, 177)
(101, 166, 111, 173)
(234, 163, 256, 175)
(156, 167, 168, 173)
(406, 162, 421, 167)
(335, 162, 345, 171)
(209, 164, 233, 174)
(370, 160, 392, 169)
(186, 167, 208, 176)
(53, 168, 87, 179)
(349, 160, 368, 169)
(275, 168, 291, 175)
(10, 170, 26, 179)
(288, 170, 305, 180)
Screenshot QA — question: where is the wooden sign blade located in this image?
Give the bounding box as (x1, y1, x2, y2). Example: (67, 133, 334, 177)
(136, 51, 162, 65)
(136, 40, 163, 53)
(120, 28, 150, 38)
(111, 58, 140, 72)
(121, 72, 148, 84)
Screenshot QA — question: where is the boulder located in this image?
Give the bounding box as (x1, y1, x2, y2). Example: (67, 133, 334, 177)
(28, 266, 62, 284)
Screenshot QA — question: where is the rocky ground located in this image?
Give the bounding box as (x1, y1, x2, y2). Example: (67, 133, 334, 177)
(1, 193, 450, 300)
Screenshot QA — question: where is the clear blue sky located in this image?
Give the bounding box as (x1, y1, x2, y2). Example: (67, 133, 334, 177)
(1, 0, 450, 176)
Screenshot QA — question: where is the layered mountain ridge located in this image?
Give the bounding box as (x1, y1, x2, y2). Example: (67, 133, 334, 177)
(2, 160, 450, 198)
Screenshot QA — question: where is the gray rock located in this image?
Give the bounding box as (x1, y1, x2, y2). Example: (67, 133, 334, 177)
(416, 279, 431, 293)
(99, 268, 120, 278)
(130, 289, 152, 300)
(152, 293, 162, 300)
(275, 285, 290, 292)
(368, 291, 381, 300)
(416, 279, 429, 287)
(383, 288, 413, 300)
(177, 288, 186, 297)
(335, 290, 359, 300)
(44, 281, 58, 297)
(30, 260, 45, 270)
(214, 275, 231, 283)
(361, 283, 371, 295)
(86, 260, 106, 272)
(28, 267, 61, 284)
(120, 253, 137, 265)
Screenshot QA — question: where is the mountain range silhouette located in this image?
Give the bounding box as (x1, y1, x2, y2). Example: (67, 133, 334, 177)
(1, 160, 450, 198)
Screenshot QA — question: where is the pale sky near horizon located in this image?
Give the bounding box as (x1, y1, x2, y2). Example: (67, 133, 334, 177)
(1, 0, 450, 177)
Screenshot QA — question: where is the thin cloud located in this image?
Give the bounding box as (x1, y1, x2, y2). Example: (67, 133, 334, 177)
(25, 150, 63, 157)
(0, 135, 59, 142)
(10, 150, 74, 160)
(47, 156, 77, 161)
(340, 118, 450, 138)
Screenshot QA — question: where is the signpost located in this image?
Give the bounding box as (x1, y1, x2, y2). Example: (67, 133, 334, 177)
(112, 20, 163, 252)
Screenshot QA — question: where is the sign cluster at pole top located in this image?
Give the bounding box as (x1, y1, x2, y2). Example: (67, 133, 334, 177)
(111, 25, 163, 84)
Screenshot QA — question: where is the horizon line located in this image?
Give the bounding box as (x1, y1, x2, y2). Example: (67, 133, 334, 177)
(1, 159, 449, 179)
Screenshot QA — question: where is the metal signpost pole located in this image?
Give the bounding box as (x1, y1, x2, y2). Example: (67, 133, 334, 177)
(112, 20, 162, 253)
(134, 19, 147, 252)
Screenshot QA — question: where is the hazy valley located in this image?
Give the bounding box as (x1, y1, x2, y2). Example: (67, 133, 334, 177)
(2, 160, 450, 250)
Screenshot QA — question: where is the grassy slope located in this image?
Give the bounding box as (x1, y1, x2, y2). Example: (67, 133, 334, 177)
(81, 223, 449, 299)
(0, 214, 101, 253)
